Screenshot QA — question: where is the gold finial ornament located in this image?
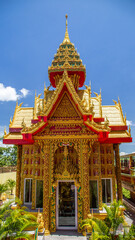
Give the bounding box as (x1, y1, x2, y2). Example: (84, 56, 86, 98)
(63, 14, 70, 43)
(4, 127, 7, 136)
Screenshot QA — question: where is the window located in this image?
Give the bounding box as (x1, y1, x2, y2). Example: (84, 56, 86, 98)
(36, 180, 43, 208)
(24, 179, 32, 203)
(102, 179, 112, 204)
(89, 180, 98, 208)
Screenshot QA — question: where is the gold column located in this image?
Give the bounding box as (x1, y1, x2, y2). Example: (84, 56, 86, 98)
(114, 144, 122, 201)
(112, 146, 116, 200)
(50, 142, 57, 232)
(20, 147, 25, 203)
(74, 140, 83, 232)
(82, 139, 90, 219)
(16, 145, 22, 198)
(42, 140, 50, 235)
(97, 142, 102, 210)
(31, 144, 37, 209)
(31, 179, 36, 209)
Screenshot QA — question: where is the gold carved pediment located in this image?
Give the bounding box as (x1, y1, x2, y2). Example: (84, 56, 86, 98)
(50, 92, 81, 120)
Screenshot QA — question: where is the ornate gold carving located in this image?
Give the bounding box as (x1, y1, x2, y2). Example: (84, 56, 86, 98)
(84, 85, 94, 114)
(54, 144, 79, 181)
(40, 140, 50, 235)
(31, 179, 36, 209)
(16, 145, 22, 198)
(82, 139, 90, 219)
(50, 92, 81, 120)
(114, 144, 122, 201)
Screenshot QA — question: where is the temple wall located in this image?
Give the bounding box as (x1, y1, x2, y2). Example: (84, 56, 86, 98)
(19, 140, 116, 233)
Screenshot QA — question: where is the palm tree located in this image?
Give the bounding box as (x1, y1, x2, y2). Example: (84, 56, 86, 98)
(82, 200, 125, 240)
(7, 179, 16, 195)
(0, 198, 38, 240)
(82, 217, 110, 240)
(103, 200, 124, 238)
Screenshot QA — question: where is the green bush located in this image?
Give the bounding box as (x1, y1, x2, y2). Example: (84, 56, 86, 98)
(122, 187, 130, 199)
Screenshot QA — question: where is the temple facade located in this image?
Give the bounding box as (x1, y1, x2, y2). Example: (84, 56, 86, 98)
(3, 16, 132, 235)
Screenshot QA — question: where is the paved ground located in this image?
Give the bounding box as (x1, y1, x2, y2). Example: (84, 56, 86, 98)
(124, 209, 135, 226)
(38, 231, 86, 240)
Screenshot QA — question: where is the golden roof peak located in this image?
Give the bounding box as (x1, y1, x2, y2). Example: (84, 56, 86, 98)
(63, 14, 70, 44)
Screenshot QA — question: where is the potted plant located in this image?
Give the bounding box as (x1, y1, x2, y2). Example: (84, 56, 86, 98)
(0, 183, 8, 206)
(6, 179, 16, 199)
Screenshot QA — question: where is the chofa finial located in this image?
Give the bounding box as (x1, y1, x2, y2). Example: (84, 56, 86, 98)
(63, 14, 70, 43)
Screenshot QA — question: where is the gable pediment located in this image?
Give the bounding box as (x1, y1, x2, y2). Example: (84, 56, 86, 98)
(50, 92, 82, 120)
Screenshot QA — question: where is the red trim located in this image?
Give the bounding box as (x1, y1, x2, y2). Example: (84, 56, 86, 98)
(100, 137, 132, 144)
(22, 133, 32, 140)
(9, 128, 22, 133)
(93, 118, 104, 123)
(109, 126, 128, 131)
(83, 122, 100, 135)
(3, 139, 34, 145)
(49, 70, 85, 88)
(38, 116, 47, 122)
(31, 119, 39, 124)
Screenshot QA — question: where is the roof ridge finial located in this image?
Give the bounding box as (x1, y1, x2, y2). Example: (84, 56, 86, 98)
(63, 14, 70, 43)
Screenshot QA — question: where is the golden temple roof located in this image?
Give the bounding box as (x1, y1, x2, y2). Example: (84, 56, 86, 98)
(63, 14, 70, 44)
(48, 15, 86, 88)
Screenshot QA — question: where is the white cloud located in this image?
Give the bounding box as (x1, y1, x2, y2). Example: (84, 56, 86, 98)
(126, 120, 135, 126)
(20, 88, 29, 98)
(120, 152, 127, 156)
(0, 83, 30, 101)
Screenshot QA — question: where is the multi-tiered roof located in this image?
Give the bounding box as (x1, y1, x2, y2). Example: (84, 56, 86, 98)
(48, 15, 85, 89)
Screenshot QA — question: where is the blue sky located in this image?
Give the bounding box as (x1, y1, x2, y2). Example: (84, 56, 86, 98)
(0, 0, 135, 153)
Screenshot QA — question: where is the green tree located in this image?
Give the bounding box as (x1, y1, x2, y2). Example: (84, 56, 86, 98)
(7, 179, 16, 195)
(0, 198, 38, 240)
(0, 145, 17, 166)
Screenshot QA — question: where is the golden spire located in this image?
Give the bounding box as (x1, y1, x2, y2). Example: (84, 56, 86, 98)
(63, 14, 70, 43)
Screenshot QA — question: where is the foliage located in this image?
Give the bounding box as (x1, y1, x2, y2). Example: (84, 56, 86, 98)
(103, 200, 124, 237)
(0, 198, 38, 240)
(0, 183, 8, 199)
(122, 188, 130, 199)
(0, 145, 17, 166)
(82, 217, 110, 240)
(119, 224, 135, 240)
(7, 179, 16, 195)
(82, 200, 135, 240)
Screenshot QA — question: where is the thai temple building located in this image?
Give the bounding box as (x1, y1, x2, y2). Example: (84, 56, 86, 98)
(3, 16, 132, 235)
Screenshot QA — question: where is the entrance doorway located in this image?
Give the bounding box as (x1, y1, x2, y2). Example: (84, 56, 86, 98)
(56, 181, 77, 230)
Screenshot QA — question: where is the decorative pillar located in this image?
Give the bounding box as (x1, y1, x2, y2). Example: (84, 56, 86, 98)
(82, 140, 90, 219)
(114, 144, 122, 201)
(31, 144, 38, 209)
(50, 142, 57, 232)
(112, 146, 116, 201)
(16, 145, 22, 198)
(97, 142, 102, 210)
(74, 140, 83, 232)
(20, 147, 25, 203)
(31, 179, 36, 209)
(42, 140, 50, 235)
